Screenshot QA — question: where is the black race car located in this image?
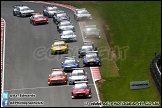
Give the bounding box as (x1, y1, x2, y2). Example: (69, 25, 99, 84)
(83, 51, 101, 67)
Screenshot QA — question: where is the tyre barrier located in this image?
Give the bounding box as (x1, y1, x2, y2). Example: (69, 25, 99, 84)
(150, 54, 161, 96)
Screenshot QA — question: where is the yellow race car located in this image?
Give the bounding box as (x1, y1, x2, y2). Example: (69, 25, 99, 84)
(51, 40, 68, 55)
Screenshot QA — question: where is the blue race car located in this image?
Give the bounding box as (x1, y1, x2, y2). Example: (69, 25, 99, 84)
(83, 51, 101, 67)
(53, 12, 70, 24)
(62, 56, 80, 72)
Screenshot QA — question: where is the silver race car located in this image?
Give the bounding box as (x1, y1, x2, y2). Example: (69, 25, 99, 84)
(60, 30, 77, 42)
(13, 5, 35, 17)
(83, 25, 101, 39)
(68, 68, 88, 85)
(78, 41, 97, 58)
(74, 8, 92, 21)
(43, 5, 64, 18)
(57, 20, 75, 33)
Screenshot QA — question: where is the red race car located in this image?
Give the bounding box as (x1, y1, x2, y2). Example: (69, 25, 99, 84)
(48, 68, 67, 86)
(30, 13, 48, 25)
(71, 83, 92, 99)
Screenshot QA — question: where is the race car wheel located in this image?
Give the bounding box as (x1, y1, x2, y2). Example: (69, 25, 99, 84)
(13, 11, 16, 16)
(69, 82, 73, 85)
(47, 13, 50, 18)
(33, 22, 36, 26)
(64, 49, 68, 54)
(20, 13, 23, 17)
(64, 81, 67, 85)
(43, 11, 45, 16)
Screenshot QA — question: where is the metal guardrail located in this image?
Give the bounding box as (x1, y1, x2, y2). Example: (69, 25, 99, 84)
(150, 54, 161, 95)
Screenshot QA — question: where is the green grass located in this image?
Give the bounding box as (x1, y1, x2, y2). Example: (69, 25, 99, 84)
(51, 1, 161, 105)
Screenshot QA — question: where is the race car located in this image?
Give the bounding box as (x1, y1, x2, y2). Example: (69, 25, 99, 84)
(13, 5, 35, 17)
(51, 39, 68, 55)
(68, 68, 88, 85)
(74, 8, 92, 21)
(78, 41, 97, 58)
(43, 5, 64, 18)
(48, 68, 67, 85)
(57, 20, 75, 33)
(29, 13, 48, 25)
(61, 56, 79, 72)
(83, 51, 101, 67)
(60, 30, 77, 42)
(83, 25, 101, 39)
(53, 12, 70, 24)
(71, 83, 92, 99)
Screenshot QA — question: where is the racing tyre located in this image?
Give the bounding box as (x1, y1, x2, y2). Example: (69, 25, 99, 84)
(47, 13, 50, 18)
(30, 20, 32, 24)
(64, 81, 67, 85)
(20, 13, 23, 17)
(65, 49, 68, 54)
(33, 22, 36, 26)
(43, 11, 45, 16)
(69, 82, 73, 85)
(13, 11, 16, 16)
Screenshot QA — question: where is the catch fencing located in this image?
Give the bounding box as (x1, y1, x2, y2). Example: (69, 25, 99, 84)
(150, 54, 161, 95)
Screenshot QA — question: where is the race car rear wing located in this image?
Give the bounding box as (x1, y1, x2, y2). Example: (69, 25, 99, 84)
(64, 56, 76, 59)
(75, 8, 86, 11)
(72, 68, 84, 70)
(51, 68, 63, 71)
(54, 39, 65, 42)
(31, 12, 41, 15)
(86, 51, 98, 54)
(85, 25, 96, 28)
(83, 41, 94, 44)
(75, 81, 88, 84)
(43, 4, 56, 8)
(13, 5, 24, 8)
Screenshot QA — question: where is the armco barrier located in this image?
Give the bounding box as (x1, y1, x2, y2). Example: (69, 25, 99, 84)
(150, 54, 161, 96)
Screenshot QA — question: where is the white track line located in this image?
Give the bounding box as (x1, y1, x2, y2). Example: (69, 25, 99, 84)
(5, 84, 94, 92)
(90, 67, 102, 107)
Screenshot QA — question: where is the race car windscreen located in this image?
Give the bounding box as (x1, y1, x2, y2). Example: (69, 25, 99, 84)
(60, 22, 71, 26)
(21, 7, 31, 11)
(54, 43, 65, 47)
(63, 31, 73, 35)
(74, 84, 87, 90)
(51, 72, 63, 77)
(72, 72, 84, 76)
(48, 7, 57, 11)
(86, 53, 97, 59)
(34, 15, 45, 18)
(57, 13, 66, 17)
(81, 46, 93, 51)
(86, 28, 97, 32)
(64, 59, 76, 64)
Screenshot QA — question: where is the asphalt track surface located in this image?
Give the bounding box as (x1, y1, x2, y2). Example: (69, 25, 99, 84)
(1, 1, 99, 107)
